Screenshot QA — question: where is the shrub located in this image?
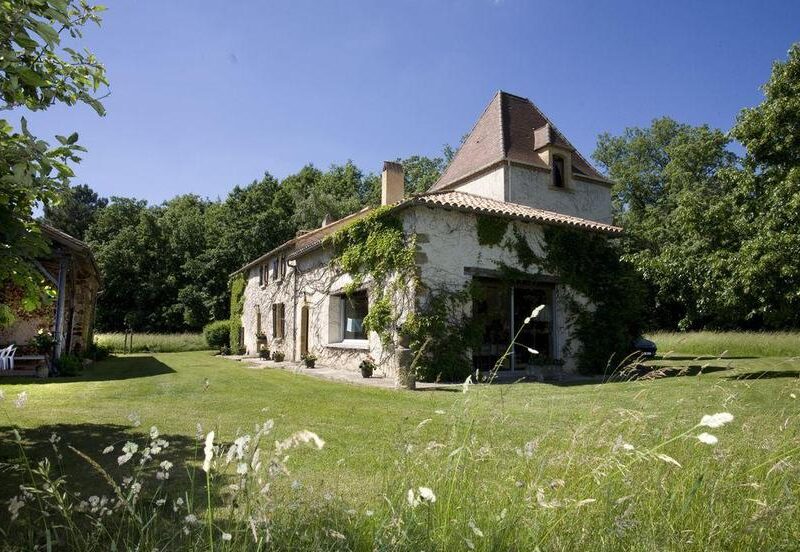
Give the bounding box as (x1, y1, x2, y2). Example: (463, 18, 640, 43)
(219, 345, 231, 356)
(84, 342, 111, 361)
(259, 348, 271, 360)
(273, 351, 285, 362)
(203, 320, 230, 350)
(56, 354, 83, 377)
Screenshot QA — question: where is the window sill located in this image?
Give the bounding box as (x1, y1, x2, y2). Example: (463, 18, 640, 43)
(326, 340, 370, 351)
(548, 185, 574, 193)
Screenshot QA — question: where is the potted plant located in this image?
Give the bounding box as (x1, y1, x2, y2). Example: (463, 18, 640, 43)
(302, 352, 317, 368)
(272, 350, 285, 362)
(359, 355, 376, 378)
(259, 346, 270, 360)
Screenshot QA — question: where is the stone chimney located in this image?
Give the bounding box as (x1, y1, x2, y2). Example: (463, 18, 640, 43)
(381, 161, 404, 206)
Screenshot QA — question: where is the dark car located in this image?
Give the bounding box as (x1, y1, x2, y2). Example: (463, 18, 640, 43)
(632, 337, 657, 358)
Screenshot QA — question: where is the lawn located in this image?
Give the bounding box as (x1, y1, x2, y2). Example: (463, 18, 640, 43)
(1, 348, 799, 550)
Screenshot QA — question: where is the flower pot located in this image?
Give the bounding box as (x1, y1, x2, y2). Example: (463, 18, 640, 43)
(304, 359, 316, 369)
(360, 366, 373, 378)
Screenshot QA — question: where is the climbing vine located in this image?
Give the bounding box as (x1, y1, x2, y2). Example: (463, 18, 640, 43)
(325, 207, 417, 345)
(538, 227, 646, 374)
(229, 273, 246, 351)
(476, 216, 646, 374)
(476, 215, 509, 246)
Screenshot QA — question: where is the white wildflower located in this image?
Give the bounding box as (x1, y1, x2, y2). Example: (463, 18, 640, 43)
(434, 409, 445, 415)
(291, 480, 302, 491)
(524, 304, 547, 324)
(160, 460, 173, 471)
(102, 445, 114, 454)
(0, 390, 4, 401)
(623, 443, 635, 451)
(275, 430, 325, 453)
(790, 393, 797, 399)
(699, 412, 734, 428)
(130, 482, 142, 495)
(696, 432, 718, 445)
(184, 513, 197, 524)
(655, 453, 682, 468)
(468, 519, 484, 538)
(155, 498, 166, 506)
(408, 486, 436, 507)
(202, 431, 215, 473)
(536, 488, 561, 508)
(14, 392, 28, 409)
(49, 433, 60, 444)
(462, 374, 472, 394)
(7, 496, 24, 520)
(221, 532, 232, 541)
(127, 412, 141, 427)
(237, 462, 248, 475)
(365, 509, 374, 517)
(465, 538, 475, 550)
(117, 453, 133, 466)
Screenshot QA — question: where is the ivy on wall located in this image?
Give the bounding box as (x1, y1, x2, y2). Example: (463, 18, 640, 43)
(476, 215, 509, 246)
(229, 273, 246, 352)
(539, 227, 646, 374)
(325, 207, 417, 345)
(477, 215, 646, 374)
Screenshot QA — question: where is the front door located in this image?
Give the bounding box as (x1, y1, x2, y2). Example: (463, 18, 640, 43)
(300, 305, 309, 357)
(512, 287, 552, 369)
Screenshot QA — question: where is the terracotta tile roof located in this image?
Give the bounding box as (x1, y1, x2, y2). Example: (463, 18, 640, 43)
(431, 91, 610, 191)
(264, 191, 621, 267)
(410, 191, 622, 234)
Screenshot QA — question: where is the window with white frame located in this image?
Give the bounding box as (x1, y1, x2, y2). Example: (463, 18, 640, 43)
(328, 291, 369, 343)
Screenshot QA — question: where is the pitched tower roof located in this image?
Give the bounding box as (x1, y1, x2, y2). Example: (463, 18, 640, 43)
(430, 91, 610, 191)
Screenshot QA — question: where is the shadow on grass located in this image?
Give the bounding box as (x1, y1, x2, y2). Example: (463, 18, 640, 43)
(655, 354, 757, 361)
(726, 370, 800, 380)
(607, 364, 733, 381)
(0, 356, 175, 385)
(0, 422, 200, 518)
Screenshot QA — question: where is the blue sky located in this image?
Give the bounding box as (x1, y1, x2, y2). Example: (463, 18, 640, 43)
(21, 0, 800, 204)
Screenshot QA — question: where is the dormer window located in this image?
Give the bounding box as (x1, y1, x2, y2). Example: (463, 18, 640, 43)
(552, 155, 566, 188)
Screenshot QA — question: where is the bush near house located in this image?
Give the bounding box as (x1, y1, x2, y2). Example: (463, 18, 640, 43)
(202, 320, 231, 350)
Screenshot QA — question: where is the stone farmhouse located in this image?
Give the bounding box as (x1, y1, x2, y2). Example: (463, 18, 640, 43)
(232, 91, 622, 379)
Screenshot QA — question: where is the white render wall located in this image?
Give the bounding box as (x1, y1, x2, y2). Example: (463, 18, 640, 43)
(451, 166, 505, 201)
(506, 164, 613, 224)
(404, 205, 580, 372)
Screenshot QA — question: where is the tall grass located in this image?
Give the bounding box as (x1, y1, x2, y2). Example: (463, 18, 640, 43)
(648, 331, 800, 357)
(2, 374, 797, 550)
(94, 332, 209, 353)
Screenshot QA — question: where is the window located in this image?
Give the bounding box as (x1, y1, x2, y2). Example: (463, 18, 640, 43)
(271, 255, 286, 282)
(343, 291, 368, 340)
(256, 306, 262, 336)
(552, 155, 565, 188)
(258, 264, 264, 286)
(272, 303, 285, 339)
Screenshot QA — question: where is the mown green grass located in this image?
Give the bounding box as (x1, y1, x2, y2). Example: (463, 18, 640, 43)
(648, 330, 800, 358)
(94, 332, 209, 353)
(1, 350, 799, 550)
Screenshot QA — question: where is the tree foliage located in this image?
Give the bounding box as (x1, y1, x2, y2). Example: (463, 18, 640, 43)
(0, 0, 108, 327)
(594, 43, 800, 330)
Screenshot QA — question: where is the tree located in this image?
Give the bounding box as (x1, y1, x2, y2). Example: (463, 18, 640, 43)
(0, 0, 108, 327)
(594, 118, 741, 329)
(43, 183, 108, 239)
(398, 155, 445, 195)
(728, 43, 800, 328)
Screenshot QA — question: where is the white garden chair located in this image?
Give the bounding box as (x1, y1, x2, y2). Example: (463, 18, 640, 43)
(0, 345, 17, 371)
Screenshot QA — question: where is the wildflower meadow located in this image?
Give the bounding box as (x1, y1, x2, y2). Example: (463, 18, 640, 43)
(1, 338, 799, 550)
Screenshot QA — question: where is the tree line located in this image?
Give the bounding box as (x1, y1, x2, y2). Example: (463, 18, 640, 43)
(42, 157, 449, 332)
